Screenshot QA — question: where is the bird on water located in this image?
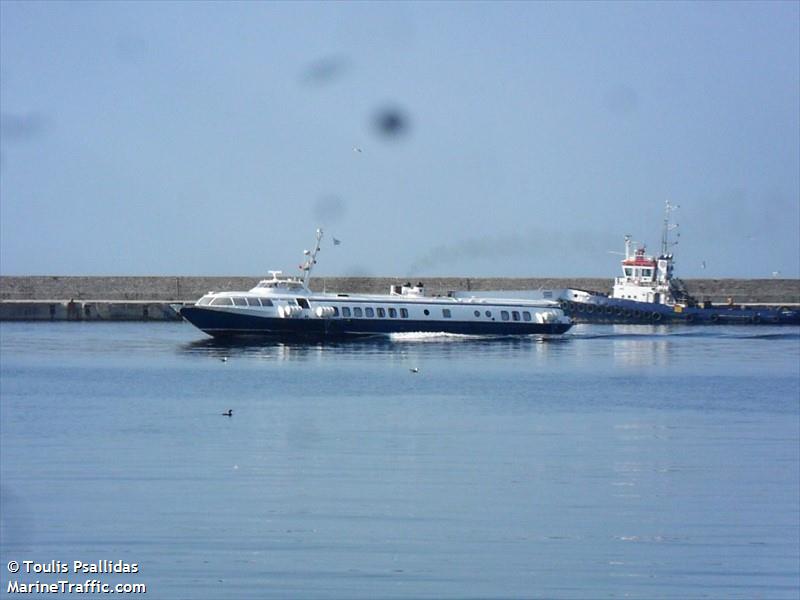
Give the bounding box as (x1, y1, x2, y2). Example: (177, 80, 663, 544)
(409, 368, 419, 373)
(222, 409, 233, 417)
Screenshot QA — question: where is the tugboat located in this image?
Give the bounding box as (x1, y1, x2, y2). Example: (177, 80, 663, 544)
(558, 202, 800, 325)
(179, 229, 572, 339)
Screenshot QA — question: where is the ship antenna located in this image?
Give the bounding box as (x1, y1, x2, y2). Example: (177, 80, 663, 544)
(300, 228, 324, 287)
(661, 201, 679, 256)
(624, 234, 633, 260)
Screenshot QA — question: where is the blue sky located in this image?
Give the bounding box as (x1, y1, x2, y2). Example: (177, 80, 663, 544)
(1, 1, 798, 278)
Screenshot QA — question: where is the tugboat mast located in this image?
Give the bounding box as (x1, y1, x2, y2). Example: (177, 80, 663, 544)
(660, 201, 679, 257)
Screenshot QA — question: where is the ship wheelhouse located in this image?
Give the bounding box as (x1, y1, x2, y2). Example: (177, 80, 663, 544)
(611, 235, 674, 305)
(621, 248, 658, 284)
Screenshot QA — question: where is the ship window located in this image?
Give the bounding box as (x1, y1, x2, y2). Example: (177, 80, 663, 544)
(642, 268, 653, 278)
(260, 298, 273, 307)
(400, 308, 409, 318)
(624, 267, 633, 277)
(353, 307, 363, 317)
(485, 310, 492, 318)
(501, 310, 510, 321)
(389, 308, 398, 318)
(342, 307, 351, 317)
(331, 306, 339, 316)
(512, 311, 520, 321)
(443, 309, 451, 318)
(377, 307, 386, 318)
(197, 296, 212, 306)
(423, 309, 430, 316)
(297, 298, 310, 309)
(523, 311, 531, 322)
(245, 297, 258, 306)
(211, 297, 234, 306)
(474, 310, 480, 317)
(365, 307, 374, 317)
(233, 297, 247, 306)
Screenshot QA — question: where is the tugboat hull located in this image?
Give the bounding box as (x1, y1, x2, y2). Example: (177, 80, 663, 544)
(559, 296, 800, 325)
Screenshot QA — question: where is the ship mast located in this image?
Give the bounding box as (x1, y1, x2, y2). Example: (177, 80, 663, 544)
(299, 228, 324, 287)
(660, 201, 679, 256)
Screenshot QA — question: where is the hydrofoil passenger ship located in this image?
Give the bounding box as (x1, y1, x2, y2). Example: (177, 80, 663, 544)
(180, 230, 572, 339)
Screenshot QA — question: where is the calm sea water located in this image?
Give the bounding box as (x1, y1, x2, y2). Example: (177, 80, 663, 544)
(1, 322, 798, 599)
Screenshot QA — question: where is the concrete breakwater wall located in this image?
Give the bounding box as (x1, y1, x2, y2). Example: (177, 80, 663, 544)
(1, 275, 799, 321)
(0, 300, 184, 321)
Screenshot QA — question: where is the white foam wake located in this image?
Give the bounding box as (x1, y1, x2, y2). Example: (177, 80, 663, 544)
(389, 331, 493, 342)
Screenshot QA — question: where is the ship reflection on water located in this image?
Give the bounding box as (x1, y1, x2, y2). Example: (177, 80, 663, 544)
(177, 332, 568, 363)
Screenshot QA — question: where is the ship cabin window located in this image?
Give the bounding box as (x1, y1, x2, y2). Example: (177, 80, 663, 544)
(365, 307, 375, 318)
(624, 267, 633, 277)
(297, 298, 310, 309)
(377, 307, 386, 317)
(474, 310, 480, 317)
(245, 297, 258, 307)
(400, 308, 409, 318)
(331, 306, 339, 316)
(261, 298, 273, 307)
(512, 311, 520, 321)
(523, 311, 531, 322)
(501, 310, 510, 321)
(197, 296, 212, 306)
(211, 297, 234, 306)
(485, 310, 492, 318)
(233, 297, 247, 306)
(423, 309, 430, 316)
(642, 268, 653, 279)
(353, 307, 363, 317)
(389, 308, 398, 318)
(442, 309, 452, 318)
(342, 307, 351, 317)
